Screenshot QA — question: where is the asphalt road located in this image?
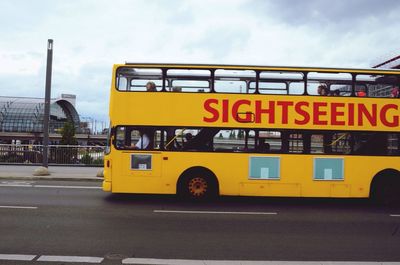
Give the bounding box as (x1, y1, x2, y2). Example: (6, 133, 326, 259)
(0, 179, 400, 264)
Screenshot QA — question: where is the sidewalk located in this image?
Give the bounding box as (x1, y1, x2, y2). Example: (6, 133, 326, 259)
(0, 165, 103, 181)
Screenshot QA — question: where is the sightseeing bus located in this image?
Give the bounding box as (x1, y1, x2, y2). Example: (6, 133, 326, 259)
(103, 63, 400, 203)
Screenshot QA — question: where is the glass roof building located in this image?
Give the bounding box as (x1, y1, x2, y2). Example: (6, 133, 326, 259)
(0, 95, 80, 133)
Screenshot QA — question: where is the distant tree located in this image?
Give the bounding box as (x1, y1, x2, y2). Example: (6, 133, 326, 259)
(60, 122, 78, 145)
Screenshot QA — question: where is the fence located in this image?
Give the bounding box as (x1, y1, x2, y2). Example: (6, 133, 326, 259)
(0, 144, 105, 166)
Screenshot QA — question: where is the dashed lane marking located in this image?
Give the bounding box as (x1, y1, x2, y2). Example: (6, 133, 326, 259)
(37, 255, 104, 263)
(390, 214, 400, 217)
(0, 205, 37, 209)
(0, 183, 101, 189)
(154, 210, 278, 215)
(0, 254, 36, 261)
(34, 185, 102, 189)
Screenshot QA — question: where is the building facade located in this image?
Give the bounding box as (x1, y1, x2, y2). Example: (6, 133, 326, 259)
(0, 94, 80, 134)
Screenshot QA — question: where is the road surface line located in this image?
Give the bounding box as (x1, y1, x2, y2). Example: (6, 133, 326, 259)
(0, 184, 32, 187)
(0, 206, 37, 209)
(390, 214, 400, 217)
(34, 185, 102, 189)
(37, 255, 104, 263)
(153, 210, 277, 215)
(0, 254, 36, 261)
(122, 258, 400, 265)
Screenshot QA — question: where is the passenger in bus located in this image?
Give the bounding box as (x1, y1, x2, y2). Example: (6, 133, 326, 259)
(146, 81, 157, 92)
(257, 139, 270, 153)
(330, 89, 340, 96)
(172, 86, 182, 92)
(131, 130, 150, 149)
(391, 87, 399, 98)
(356, 87, 367, 97)
(317, 84, 329, 96)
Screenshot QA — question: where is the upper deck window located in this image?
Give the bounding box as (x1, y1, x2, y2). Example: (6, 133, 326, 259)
(166, 69, 211, 92)
(307, 72, 352, 96)
(259, 71, 303, 95)
(214, 69, 256, 93)
(356, 74, 400, 98)
(116, 67, 163, 91)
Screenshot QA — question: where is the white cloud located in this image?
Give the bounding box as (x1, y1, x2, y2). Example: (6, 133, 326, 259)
(0, 0, 399, 122)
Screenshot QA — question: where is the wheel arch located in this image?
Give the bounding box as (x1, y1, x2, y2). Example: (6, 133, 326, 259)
(370, 168, 400, 197)
(176, 166, 220, 196)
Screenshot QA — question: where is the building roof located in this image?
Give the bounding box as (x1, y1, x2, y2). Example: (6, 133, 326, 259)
(0, 96, 80, 133)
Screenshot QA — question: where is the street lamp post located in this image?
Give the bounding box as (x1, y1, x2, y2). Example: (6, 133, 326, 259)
(42, 39, 53, 168)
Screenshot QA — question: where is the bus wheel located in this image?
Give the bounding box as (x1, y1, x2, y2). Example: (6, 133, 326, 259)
(370, 170, 400, 205)
(178, 168, 218, 200)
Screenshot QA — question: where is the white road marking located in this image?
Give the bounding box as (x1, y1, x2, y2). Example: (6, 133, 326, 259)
(122, 258, 400, 265)
(34, 185, 102, 189)
(0, 184, 101, 189)
(0, 254, 36, 261)
(0, 205, 37, 209)
(37, 255, 104, 263)
(390, 214, 400, 217)
(153, 210, 277, 215)
(0, 184, 32, 187)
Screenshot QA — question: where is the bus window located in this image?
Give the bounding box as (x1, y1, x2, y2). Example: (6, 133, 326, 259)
(356, 74, 400, 98)
(307, 72, 352, 96)
(213, 129, 254, 152)
(170, 80, 210, 93)
(116, 67, 163, 91)
(257, 131, 281, 152)
(166, 69, 211, 92)
(131, 79, 163, 92)
(114, 126, 155, 150)
(214, 69, 256, 93)
(388, 133, 400, 155)
(260, 71, 303, 95)
(329, 84, 352, 96)
(288, 82, 305, 95)
(249, 82, 287, 94)
(330, 133, 351, 154)
(154, 129, 167, 150)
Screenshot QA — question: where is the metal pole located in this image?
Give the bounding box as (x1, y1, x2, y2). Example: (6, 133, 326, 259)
(42, 39, 53, 168)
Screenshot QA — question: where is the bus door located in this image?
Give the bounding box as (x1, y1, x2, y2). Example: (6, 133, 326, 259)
(112, 126, 163, 193)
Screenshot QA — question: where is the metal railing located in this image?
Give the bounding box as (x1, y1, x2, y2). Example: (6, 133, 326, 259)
(0, 144, 105, 166)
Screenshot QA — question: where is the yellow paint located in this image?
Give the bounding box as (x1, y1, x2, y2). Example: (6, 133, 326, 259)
(103, 63, 400, 198)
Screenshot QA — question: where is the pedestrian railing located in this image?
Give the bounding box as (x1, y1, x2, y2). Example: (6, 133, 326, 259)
(0, 144, 105, 166)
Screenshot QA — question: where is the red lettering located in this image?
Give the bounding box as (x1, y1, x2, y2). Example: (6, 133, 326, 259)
(313, 102, 328, 125)
(331, 103, 345, 126)
(277, 101, 294, 124)
(203, 99, 219, 122)
(380, 104, 399, 127)
(232, 100, 252, 122)
(255, 100, 275, 124)
(358, 104, 377, 126)
(294, 101, 310, 125)
(222, 99, 229, 123)
(348, 103, 354, 126)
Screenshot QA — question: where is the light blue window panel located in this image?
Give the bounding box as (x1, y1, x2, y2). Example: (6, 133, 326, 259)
(131, 154, 152, 170)
(249, 156, 280, 180)
(313, 158, 344, 180)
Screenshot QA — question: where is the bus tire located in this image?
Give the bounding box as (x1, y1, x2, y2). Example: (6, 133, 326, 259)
(177, 167, 219, 201)
(370, 169, 400, 206)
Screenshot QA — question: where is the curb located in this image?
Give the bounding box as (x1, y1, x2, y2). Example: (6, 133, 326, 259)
(0, 176, 103, 182)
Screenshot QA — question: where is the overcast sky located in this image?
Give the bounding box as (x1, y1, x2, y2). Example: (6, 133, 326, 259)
(1, 0, 399, 127)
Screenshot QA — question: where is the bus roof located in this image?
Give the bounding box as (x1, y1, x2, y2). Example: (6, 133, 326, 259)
(121, 62, 400, 75)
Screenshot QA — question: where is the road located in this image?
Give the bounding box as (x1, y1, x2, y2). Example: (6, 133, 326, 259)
(0, 179, 399, 264)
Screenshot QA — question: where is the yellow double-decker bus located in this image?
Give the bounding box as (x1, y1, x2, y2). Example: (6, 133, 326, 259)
(103, 63, 400, 203)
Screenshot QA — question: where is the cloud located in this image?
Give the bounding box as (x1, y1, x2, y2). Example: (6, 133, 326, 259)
(0, 0, 399, 123)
